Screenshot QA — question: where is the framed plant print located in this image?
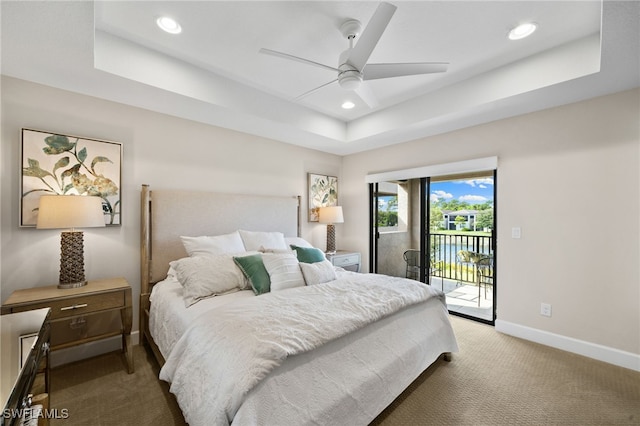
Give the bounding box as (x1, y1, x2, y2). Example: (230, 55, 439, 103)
(20, 128, 122, 227)
(308, 173, 338, 222)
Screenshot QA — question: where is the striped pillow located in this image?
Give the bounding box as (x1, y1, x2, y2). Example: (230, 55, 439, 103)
(261, 252, 305, 291)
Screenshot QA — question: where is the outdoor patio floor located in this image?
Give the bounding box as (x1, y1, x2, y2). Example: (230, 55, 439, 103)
(430, 276, 493, 322)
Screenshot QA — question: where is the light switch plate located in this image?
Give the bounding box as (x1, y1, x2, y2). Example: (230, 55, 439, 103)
(540, 303, 552, 317)
(511, 227, 521, 239)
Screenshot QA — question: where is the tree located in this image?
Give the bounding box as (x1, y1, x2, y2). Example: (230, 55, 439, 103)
(377, 195, 398, 227)
(377, 211, 398, 227)
(438, 199, 467, 211)
(429, 205, 444, 231)
(454, 215, 467, 230)
(476, 209, 494, 230)
(472, 201, 493, 211)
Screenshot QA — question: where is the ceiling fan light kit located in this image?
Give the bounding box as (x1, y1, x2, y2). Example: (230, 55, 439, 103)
(338, 71, 362, 90)
(259, 1, 449, 109)
(338, 63, 363, 90)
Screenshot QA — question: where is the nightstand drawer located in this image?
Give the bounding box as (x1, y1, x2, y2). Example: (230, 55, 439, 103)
(332, 254, 360, 267)
(12, 291, 124, 320)
(327, 251, 361, 272)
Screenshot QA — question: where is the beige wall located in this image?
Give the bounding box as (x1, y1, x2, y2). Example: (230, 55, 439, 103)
(1, 76, 638, 368)
(341, 89, 640, 359)
(0, 76, 342, 329)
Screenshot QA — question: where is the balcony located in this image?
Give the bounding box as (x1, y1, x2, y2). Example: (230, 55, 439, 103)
(385, 232, 493, 321)
(430, 276, 493, 321)
(430, 232, 494, 321)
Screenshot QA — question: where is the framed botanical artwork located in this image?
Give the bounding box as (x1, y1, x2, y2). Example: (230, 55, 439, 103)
(20, 128, 122, 227)
(308, 173, 338, 222)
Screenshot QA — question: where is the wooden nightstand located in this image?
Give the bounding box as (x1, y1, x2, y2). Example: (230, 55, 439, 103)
(327, 250, 361, 272)
(1, 278, 133, 374)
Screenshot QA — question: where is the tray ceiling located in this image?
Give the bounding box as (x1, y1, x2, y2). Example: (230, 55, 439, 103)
(2, 1, 638, 154)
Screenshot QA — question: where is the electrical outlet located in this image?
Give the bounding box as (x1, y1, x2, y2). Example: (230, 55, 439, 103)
(540, 303, 552, 317)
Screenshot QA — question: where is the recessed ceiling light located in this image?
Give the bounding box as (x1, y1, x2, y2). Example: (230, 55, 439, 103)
(157, 16, 182, 34)
(342, 101, 355, 109)
(508, 22, 537, 40)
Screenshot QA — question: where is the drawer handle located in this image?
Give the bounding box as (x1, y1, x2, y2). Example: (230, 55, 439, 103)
(60, 303, 88, 311)
(22, 394, 33, 409)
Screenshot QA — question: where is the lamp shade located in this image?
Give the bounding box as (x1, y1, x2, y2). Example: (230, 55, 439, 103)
(318, 206, 344, 224)
(37, 195, 105, 229)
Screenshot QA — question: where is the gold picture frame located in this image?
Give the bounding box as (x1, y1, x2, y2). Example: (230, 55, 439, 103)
(20, 128, 122, 227)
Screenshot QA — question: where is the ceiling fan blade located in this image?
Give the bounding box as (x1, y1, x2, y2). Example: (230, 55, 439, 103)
(354, 83, 379, 108)
(363, 62, 449, 80)
(294, 79, 339, 101)
(347, 2, 397, 71)
(259, 48, 339, 73)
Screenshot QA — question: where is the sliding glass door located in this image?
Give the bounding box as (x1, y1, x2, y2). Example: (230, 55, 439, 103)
(428, 172, 496, 323)
(369, 169, 497, 325)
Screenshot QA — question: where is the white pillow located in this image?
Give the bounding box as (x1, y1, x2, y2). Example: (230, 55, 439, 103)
(261, 252, 305, 291)
(239, 230, 288, 251)
(284, 237, 314, 249)
(299, 260, 337, 286)
(181, 231, 246, 256)
(171, 254, 247, 307)
(259, 246, 294, 254)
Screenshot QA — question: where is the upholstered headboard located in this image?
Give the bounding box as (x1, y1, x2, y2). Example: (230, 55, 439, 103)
(140, 184, 301, 290)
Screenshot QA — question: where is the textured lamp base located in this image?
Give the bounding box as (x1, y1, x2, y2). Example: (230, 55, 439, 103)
(59, 231, 87, 289)
(58, 281, 87, 289)
(326, 224, 336, 254)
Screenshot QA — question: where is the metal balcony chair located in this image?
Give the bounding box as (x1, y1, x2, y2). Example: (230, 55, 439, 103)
(456, 249, 474, 285)
(476, 256, 494, 298)
(404, 249, 442, 287)
(403, 249, 420, 281)
(457, 250, 493, 305)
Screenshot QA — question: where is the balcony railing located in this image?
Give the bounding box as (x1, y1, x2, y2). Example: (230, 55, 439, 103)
(430, 232, 494, 283)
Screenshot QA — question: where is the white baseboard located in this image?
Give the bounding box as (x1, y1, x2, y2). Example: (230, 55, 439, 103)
(50, 331, 140, 368)
(495, 320, 640, 372)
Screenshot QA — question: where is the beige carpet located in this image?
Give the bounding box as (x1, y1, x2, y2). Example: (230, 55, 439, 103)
(50, 316, 640, 425)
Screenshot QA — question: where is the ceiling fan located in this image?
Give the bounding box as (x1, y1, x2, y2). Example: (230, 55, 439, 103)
(259, 2, 448, 108)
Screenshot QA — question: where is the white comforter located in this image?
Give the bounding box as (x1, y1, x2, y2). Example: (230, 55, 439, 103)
(159, 273, 444, 426)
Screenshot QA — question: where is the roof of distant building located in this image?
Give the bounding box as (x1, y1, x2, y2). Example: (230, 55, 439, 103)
(443, 209, 479, 216)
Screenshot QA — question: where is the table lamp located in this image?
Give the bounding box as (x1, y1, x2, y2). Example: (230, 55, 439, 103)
(319, 206, 343, 254)
(36, 195, 105, 288)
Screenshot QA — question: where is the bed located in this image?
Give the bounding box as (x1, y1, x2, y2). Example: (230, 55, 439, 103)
(139, 185, 458, 426)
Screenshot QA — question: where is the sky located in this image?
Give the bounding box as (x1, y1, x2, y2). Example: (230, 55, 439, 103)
(430, 177, 494, 205)
(378, 177, 494, 212)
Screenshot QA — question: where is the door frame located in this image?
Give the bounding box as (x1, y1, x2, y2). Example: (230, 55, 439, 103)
(369, 169, 497, 325)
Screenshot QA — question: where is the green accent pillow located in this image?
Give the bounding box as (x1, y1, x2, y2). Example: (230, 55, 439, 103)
(291, 245, 326, 264)
(233, 254, 270, 295)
